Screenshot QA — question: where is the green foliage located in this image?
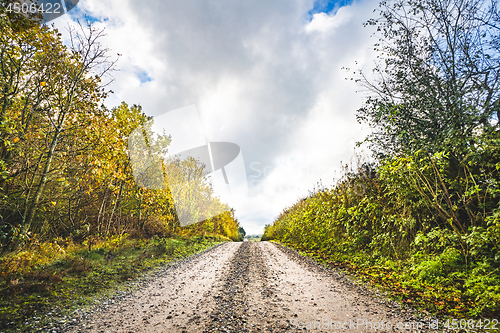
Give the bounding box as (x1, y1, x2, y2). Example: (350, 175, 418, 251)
(264, 0, 500, 320)
(264, 132, 500, 317)
(356, 0, 500, 157)
(149, 237, 181, 255)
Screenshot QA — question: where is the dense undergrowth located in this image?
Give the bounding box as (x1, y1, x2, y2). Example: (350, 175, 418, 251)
(0, 233, 228, 331)
(264, 0, 500, 319)
(263, 133, 500, 319)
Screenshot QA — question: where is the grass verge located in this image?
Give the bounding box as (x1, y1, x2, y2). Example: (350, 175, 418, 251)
(270, 241, 498, 321)
(0, 234, 228, 332)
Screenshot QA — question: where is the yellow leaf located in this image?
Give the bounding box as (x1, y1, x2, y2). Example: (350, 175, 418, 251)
(51, 201, 56, 206)
(40, 81, 47, 86)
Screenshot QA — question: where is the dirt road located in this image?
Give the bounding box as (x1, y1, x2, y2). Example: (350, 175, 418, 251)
(68, 242, 436, 332)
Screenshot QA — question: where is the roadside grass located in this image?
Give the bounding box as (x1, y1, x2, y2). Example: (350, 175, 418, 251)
(0, 234, 228, 331)
(271, 241, 498, 320)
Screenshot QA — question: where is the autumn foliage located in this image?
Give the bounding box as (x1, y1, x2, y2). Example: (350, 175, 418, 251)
(0, 10, 242, 252)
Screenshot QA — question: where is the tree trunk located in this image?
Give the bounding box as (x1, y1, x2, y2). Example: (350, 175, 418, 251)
(96, 188, 109, 236)
(22, 123, 63, 235)
(106, 179, 124, 236)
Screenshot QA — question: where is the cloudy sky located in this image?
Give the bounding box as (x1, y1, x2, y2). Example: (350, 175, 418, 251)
(54, 0, 379, 234)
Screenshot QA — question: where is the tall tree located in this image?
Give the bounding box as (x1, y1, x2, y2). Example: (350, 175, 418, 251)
(356, 0, 500, 157)
(0, 14, 116, 238)
(23, 21, 115, 234)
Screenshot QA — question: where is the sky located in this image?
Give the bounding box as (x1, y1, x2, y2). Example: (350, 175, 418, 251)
(53, 0, 380, 235)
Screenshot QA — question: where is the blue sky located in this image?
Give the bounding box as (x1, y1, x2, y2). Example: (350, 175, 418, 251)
(137, 70, 152, 84)
(309, 0, 354, 17)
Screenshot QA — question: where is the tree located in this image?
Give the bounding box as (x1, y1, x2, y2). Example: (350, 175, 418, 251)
(356, 0, 500, 157)
(353, 0, 500, 241)
(24, 21, 116, 235)
(0, 14, 116, 240)
(238, 227, 246, 238)
(0, 11, 243, 249)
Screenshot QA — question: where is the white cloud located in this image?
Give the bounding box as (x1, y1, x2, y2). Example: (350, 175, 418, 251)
(305, 8, 353, 33)
(52, 0, 379, 235)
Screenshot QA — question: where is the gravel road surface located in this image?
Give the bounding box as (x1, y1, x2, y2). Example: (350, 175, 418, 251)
(68, 242, 436, 332)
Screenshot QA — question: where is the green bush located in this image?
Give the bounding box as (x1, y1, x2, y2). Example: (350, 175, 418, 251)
(263, 132, 500, 317)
